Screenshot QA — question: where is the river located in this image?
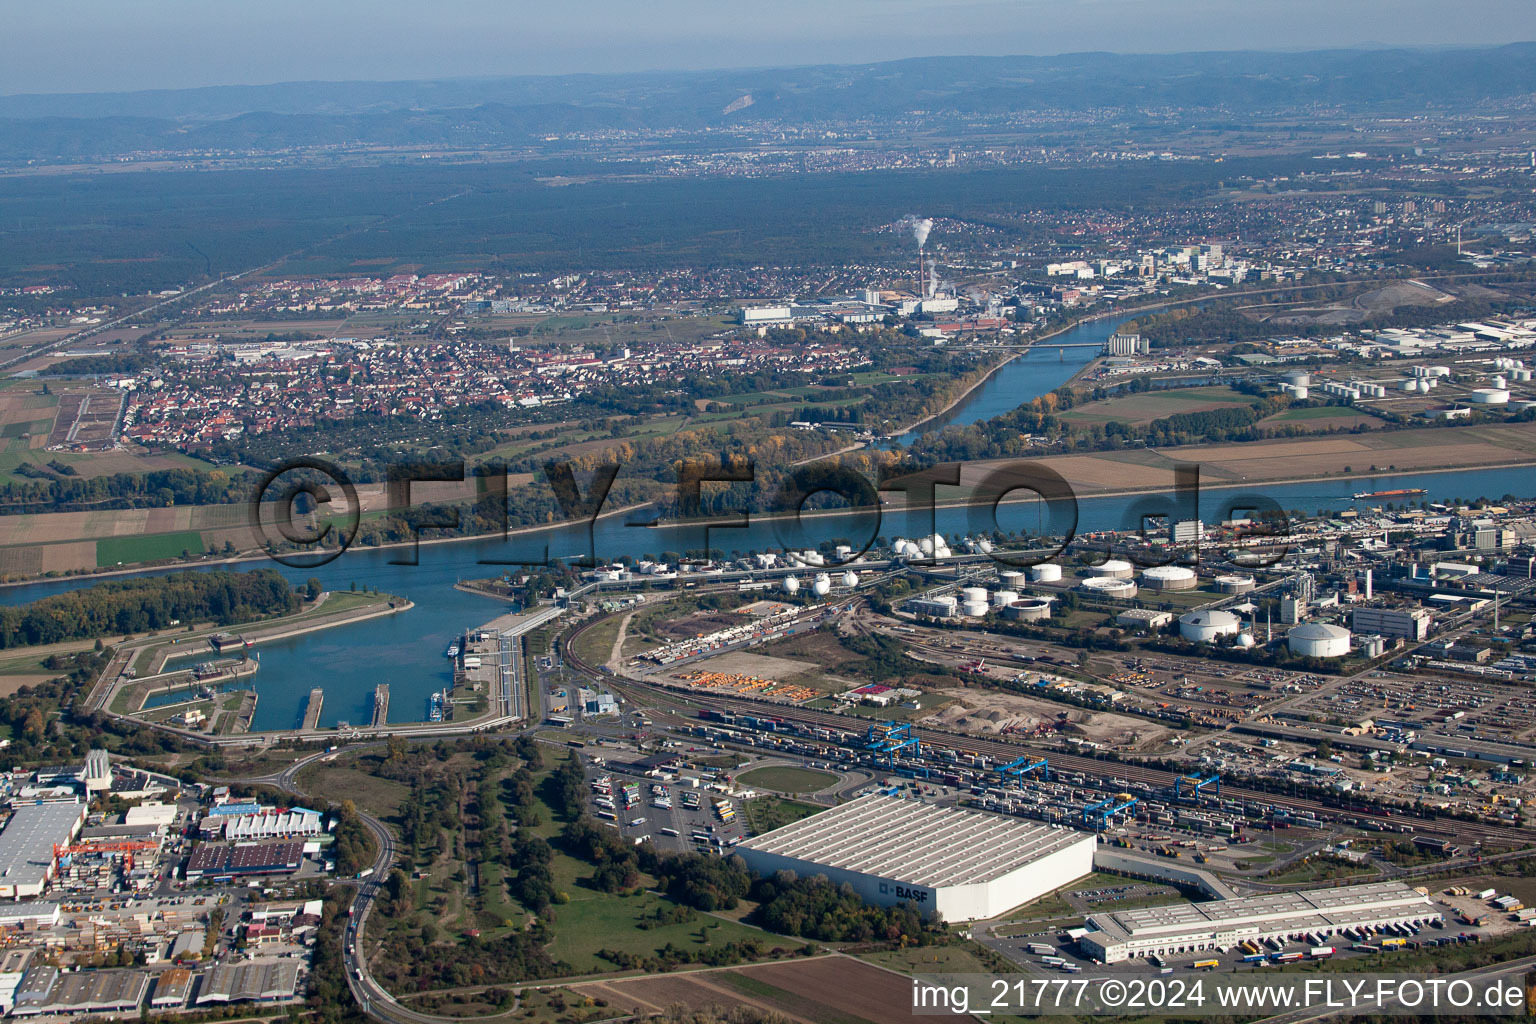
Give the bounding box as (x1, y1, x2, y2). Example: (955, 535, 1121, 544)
(4, 311, 1534, 728)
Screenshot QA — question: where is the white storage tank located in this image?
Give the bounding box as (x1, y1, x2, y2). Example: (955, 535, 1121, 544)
(1470, 388, 1510, 405)
(1400, 379, 1419, 392)
(1291, 385, 1309, 399)
(1492, 375, 1508, 389)
(1085, 559, 1134, 580)
(1428, 365, 1450, 377)
(782, 575, 799, 595)
(998, 570, 1027, 589)
(1003, 597, 1053, 622)
(1179, 609, 1241, 643)
(1287, 622, 1351, 658)
(1214, 574, 1256, 595)
(960, 599, 990, 617)
(1141, 565, 1198, 591)
(1028, 563, 1063, 583)
(991, 590, 1020, 608)
(1081, 577, 1137, 600)
(812, 573, 832, 597)
(841, 571, 859, 588)
(1283, 371, 1311, 387)
(961, 586, 989, 605)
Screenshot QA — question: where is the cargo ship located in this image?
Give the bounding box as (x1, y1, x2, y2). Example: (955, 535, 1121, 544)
(1352, 488, 1427, 500)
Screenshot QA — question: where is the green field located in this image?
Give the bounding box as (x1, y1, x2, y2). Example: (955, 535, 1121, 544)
(96, 530, 205, 566)
(1059, 385, 1253, 426)
(735, 765, 838, 793)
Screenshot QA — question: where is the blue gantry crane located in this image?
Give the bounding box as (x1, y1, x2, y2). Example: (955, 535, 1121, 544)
(1174, 773, 1221, 803)
(1081, 794, 1139, 830)
(998, 756, 1049, 782)
(866, 722, 920, 769)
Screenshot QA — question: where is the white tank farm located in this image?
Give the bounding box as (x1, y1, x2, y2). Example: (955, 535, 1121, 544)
(1027, 563, 1062, 583)
(812, 573, 832, 597)
(1003, 597, 1053, 622)
(1081, 577, 1137, 600)
(1470, 388, 1510, 404)
(991, 590, 1020, 608)
(1287, 622, 1351, 658)
(960, 600, 990, 617)
(1179, 609, 1241, 643)
(1141, 565, 1197, 591)
(1085, 559, 1134, 580)
(1214, 574, 1256, 595)
(782, 575, 799, 595)
(960, 587, 989, 605)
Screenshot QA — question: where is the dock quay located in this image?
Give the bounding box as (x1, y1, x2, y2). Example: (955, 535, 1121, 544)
(372, 684, 389, 727)
(302, 688, 325, 731)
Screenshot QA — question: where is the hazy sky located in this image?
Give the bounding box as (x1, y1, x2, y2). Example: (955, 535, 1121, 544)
(5, 0, 1535, 96)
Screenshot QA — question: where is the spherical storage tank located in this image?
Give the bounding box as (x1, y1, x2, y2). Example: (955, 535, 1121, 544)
(1081, 576, 1137, 600)
(1028, 563, 1062, 583)
(1287, 622, 1351, 658)
(841, 571, 859, 588)
(1085, 559, 1134, 580)
(1141, 565, 1197, 591)
(1003, 597, 1053, 622)
(811, 573, 831, 597)
(1215, 574, 1256, 595)
(1470, 388, 1510, 405)
(1179, 609, 1241, 644)
(782, 575, 799, 595)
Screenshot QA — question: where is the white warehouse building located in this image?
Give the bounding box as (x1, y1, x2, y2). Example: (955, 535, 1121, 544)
(735, 795, 1094, 922)
(1079, 882, 1437, 964)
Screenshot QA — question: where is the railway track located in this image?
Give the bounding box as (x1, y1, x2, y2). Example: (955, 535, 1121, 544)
(566, 615, 1535, 848)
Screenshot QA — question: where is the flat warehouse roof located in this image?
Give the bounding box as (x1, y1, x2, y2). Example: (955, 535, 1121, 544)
(0, 803, 83, 890)
(738, 794, 1088, 888)
(1090, 882, 1433, 945)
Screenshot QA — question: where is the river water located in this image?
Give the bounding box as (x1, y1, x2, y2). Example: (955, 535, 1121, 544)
(6, 313, 1534, 728)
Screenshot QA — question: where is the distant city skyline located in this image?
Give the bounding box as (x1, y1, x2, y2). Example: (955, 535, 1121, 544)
(4, 0, 1535, 97)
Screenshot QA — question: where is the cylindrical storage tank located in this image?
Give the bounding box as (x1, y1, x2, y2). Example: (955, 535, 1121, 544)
(1003, 597, 1052, 622)
(960, 599, 990, 617)
(1141, 565, 1198, 591)
(1081, 577, 1137, 600)
(801, 550, 824, 566)
(998, 570, 1027, 589)
(1493, 375, 1507, 389)
(1287, 622, 1351, 658)
(1413, 365, 1429, 377)
(961, 586, 988, 605)
(1429, 365, 1450, 377)
(1400, 379, 1419, 392)
(1179, 609, 1241, 643)
(1470, 388, 1510, 404)
(1516, 369, 1532, 382)
(1283, 371, 1311, 387)
(1292, 385, 1309, 399)
(782, 575, 799, 595)
(1215, 574, 1256, 595)
(841, 571, 859, 588)
(1086, 559, 1134, 580)
(1511, 401, 1536, 412)
(1028, 563, 1062, 583)
(812, 573, 831, 597)
(991, 590, 1019, 608)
